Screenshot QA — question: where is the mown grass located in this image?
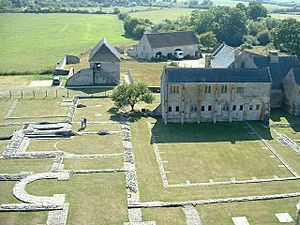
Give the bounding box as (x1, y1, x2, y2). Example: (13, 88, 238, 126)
(130, 117, 300, 202)
(64, 157, 124, 170)
(0, 158, 53, 174)
(73, 98, 120, 122)
(0, 126, 21, 137)
(198, 197, 299, 224)
(129, 8, 194, 22)
(142, 207, 187, 225)
(27, 135, 123, 154)
(121, 59, 165, 86)
(72, 123, 121, 132)
(26, 173, 128, 225)
(0, 13, 135, 72)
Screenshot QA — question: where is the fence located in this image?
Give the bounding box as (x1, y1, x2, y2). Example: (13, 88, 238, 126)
(0, 87, 112, 99)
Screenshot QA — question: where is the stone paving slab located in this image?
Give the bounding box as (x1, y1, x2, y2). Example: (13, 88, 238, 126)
(46, 203, 69, 225)
(0, 204, 63, 212)
(232, 216, 250, 225)
(183, 205, 202, 225)
(275, 213, 294, 222)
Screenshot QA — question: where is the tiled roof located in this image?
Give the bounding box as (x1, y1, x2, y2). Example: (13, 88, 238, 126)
(210, 43, 240, 68)
(145, 31, 199, 49)
(292, 68, 300, 86)
(253, 55, 299, 90)
(89, 37, 121, 62)
(165, 67, 271, 83)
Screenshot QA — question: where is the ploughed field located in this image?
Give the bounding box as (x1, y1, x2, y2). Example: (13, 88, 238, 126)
(0, 13, 135, 73)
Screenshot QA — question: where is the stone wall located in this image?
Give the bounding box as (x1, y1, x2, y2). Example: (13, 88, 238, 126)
(129, 35, 199, 60)
(65, 69, 93, 86)
(283, 71, 300, 116)
(162, 81, 271, 123)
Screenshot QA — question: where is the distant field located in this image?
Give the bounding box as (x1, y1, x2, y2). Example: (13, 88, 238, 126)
(129, 8, 194, 22)
(271, 13, 300, 21)
(0, 13, 135, 73)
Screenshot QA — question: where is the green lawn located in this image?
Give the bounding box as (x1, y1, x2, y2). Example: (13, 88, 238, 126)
(11, 98, 68, 117)
(27, 135, 123, 154)
(142, 207, 187, 225)
(0, 158, 53, 174)
(64, 157, 124, 170)
(26, 173, 128, 225)
(0, 13, 135, 73)
(73, 98, 120, 122)
(129, 8, 194, 22)
(159, 140, 291, 184)
(0, 141, 7, 154)
(198, 197, 299, 225)
(72, 123, 121, 132)
(121, 59, 165, 86)
(130, 117, 300, 202)
(0, 126, 20, 137)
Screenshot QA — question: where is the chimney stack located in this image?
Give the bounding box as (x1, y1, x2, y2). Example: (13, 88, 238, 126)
(205, 54, 212, 68)
(269, 50, 279, 63)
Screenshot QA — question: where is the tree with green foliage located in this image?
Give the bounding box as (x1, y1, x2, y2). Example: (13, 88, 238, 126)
(198, 31, 217, 49)
(191, 6, 248, 46)
(111, 83, 154, 111)
(271, 18, 300, 55)
(246, 2, 268, 21)
(124, 17, 152, 39)
(257, 29, 271, 45)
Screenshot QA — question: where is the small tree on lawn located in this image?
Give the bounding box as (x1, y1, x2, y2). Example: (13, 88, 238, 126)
(111, 82, 154, 111)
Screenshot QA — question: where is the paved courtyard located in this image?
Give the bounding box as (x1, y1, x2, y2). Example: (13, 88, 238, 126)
(0, 89, 300, 224)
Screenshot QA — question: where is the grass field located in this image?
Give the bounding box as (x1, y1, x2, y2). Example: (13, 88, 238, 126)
(0, 13, 135, 73)
(129, 8, 194, 22)
(271, 13, 300, 21)
(26, 173, 128, 225)
(198, 197, 299, 224)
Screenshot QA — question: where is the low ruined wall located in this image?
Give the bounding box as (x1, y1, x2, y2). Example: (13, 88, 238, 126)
(55, 55, 80, 75)
(65, 69, 93, 86)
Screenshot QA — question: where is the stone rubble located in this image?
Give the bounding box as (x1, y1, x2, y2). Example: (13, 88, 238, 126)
(0, 204, 63, 212)
(46, 203, 69, 225)
(13, 172, 69, 205)
(183, 204, 203, 225)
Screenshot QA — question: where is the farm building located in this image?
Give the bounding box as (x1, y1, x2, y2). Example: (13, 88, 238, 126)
(283, 68, 300, 117)
(206, 43, 300, 109)
(161, 67, 272, 124)
(66, 38, 120, 86)
(129, 31, 200, 60)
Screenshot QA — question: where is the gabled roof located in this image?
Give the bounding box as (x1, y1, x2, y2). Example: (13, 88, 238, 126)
(89, 38, 121, 62)
(164, 67, 271, 83)
(291, 68, 300, 86)
(252, 54, 299, 90)
(145, 31, 199, 49)
(210, 43, 240, 68)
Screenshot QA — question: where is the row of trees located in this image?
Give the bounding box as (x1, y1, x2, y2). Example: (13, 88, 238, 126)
(119, 2, 299, 55)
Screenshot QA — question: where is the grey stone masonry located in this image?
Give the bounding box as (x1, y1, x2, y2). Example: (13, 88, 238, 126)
(274, 128, 300, 155)
(4, 99, 18, 119)
(13, 172, 69, 205)
(46, 203, 69, 225)
(245, 122, 299, 177)
(130, 192, 300, 208)
(0, 204, 63, 212)
(124, 222, 156, 225)
(0, 172, 31, 181)
(70, 169, 126, 174)
(147, 122, 169, 188)
(4, 130, 25, 155)
(2, 151, 61, 159)
(67, 97, 78, 123)
(183, 204, 202, 225)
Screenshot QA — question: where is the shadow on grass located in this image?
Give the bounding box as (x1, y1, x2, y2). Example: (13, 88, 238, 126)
(108, 107, 144, 123)
(67, 87, 114, 95)
(271, 108, 300, 132)
(152, 120, 272, 143)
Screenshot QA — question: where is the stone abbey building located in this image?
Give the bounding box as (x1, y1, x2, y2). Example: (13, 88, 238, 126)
(206, 43, 300, 110)
(66, 38, 120, 86)
(161, 67, 272, 124)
